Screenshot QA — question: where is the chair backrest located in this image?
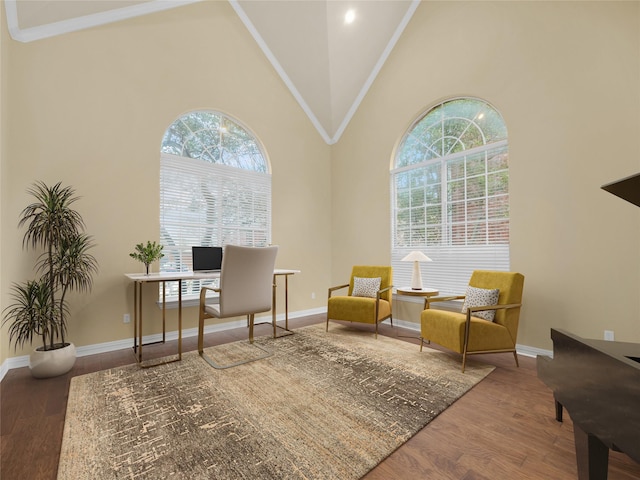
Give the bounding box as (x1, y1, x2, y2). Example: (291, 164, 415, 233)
(348, 265, 393, 305)
(217, 245, 278, 317)
(468, 270, 524, 339)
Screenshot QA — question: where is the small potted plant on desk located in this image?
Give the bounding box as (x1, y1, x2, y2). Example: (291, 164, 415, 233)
(2, 181, 98, 378)
(129, 241, 164, 275)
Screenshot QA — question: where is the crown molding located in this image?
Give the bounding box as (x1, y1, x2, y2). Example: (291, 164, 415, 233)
(4, 0, 202, 43)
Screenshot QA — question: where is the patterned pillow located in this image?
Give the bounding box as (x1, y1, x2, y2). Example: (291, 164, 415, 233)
(352, 277, 381, 298)
(461, 286, 500, 321)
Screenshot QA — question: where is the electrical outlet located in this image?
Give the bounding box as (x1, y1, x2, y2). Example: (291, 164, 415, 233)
(604, 330, 614, 341)
(123, 313, 131, 324)
(311, 292, 316, 300)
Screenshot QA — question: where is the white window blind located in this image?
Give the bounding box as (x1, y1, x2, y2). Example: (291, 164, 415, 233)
(160, 154, 271, 299)
(159, 111, 271, 301)
(392, 245, 510, 295)
(391, 98, 510, 295)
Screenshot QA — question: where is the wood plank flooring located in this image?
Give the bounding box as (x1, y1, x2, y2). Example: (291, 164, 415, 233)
(2, 314, 639, 479)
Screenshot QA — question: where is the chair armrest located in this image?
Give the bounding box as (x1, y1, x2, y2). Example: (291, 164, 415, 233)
(467, 303, 522, 313)
(462, 303, 522, 349)
(376, 285, 393, 300)
(423, 295, 465, 309)
(427, 295, 465, 304)
(465, 303, 522, 329)
(200, 286, 221, 303)
(328, 283, 350, 299)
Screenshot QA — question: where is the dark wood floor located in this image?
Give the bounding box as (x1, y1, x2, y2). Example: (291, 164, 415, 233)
(2, 314, 639, 480)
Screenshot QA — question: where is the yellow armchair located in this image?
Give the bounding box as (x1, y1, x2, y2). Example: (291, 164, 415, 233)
(326, 265, 393, 338)
(420, 270, 524, 372)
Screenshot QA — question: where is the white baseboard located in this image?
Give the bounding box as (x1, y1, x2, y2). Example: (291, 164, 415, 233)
(0, 307, 326, 381)
(515, 343, 552, 359)
(0, 306, 550, 381)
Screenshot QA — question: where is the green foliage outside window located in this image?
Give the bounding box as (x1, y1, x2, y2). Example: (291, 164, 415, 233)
(393, 98, 509, 248)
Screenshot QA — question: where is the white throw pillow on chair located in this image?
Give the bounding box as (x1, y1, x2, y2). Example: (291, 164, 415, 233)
(461, 286, 499, 321)
(352, 277, 381, 298)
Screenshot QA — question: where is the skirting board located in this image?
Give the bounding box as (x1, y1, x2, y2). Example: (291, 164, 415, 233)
(0, 307, 552, 382)
(0, 307, 326, 381)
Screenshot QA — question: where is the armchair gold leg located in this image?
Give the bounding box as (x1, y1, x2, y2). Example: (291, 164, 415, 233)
(420, 338, 423, 352)
(513, 351, 519, 368)
(461, 351, 467, 373)
(249, 314, 254, 344)
(198, 311, 205, 355)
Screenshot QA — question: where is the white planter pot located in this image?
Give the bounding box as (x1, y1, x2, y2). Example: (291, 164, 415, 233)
(29, 342, 77, 379)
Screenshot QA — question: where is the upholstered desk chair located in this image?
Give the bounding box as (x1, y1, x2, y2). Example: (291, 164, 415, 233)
(326, 265, 393, 338)
(198, 244, 278, 369)
(420, 270, 524, 372)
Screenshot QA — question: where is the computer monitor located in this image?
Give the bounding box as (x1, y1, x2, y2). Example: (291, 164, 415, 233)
(192, 246, 223, 272)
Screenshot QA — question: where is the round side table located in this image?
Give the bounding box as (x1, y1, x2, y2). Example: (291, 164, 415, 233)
(396, 287, 439, 309)
(394, 287, 440, 339)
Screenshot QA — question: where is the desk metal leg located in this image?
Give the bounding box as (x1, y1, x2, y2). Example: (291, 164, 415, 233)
(133, 281, 138, 353)
(272, 279, 277, 338)
(162, 282, 166, 343)
(285, 274, 289, 330)
(138, 282, 143, 363)
(134, 279, 182, 368)
(260, 274, 294, 338)
(178, 282, 182, 360)
(272, 274, 294, 338)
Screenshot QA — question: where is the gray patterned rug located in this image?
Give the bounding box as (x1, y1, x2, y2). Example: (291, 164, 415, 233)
(57, 324, 494, 479)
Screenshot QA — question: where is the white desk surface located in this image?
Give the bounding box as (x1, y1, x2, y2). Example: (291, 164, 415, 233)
(125, 269, 300, 282)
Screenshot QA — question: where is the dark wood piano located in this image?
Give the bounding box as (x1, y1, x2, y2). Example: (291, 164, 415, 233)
(537, 328, 640, 480)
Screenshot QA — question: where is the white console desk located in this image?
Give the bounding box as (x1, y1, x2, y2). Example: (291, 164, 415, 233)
(125, 269, 299, 366)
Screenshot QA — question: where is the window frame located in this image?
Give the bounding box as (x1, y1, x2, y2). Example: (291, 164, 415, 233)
(159, 110, 271, 304)
(391, 97, 510, 295)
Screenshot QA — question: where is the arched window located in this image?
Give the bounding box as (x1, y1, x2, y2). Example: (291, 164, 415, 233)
(160, 110, 271, 299)
(391, 97, 509, 294)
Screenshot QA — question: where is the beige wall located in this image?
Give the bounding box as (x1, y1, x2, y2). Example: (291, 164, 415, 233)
(0, 1, 332, 364)
(1, 1, 640, 367)
(0, 0, 4, 367)
(332, 1, 640, 349)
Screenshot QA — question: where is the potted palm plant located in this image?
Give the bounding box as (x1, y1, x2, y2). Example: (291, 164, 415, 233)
(2, 181, 98, 378)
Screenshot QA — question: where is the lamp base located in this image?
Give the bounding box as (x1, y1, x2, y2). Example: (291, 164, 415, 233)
(410, 261, 423, 290)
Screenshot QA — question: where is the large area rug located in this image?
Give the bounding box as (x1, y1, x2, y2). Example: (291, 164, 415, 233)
(57, 324, 494, 479)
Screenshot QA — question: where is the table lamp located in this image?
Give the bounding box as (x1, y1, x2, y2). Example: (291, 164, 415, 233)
(401, 251, 433, 290)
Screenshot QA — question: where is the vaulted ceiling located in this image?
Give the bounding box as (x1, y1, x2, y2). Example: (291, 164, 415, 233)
(5, 0, 420, 144)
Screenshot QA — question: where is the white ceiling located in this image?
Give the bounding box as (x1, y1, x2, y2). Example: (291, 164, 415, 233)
(5, 0, 420, 144)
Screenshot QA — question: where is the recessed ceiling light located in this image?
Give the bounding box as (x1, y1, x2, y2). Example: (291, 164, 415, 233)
(345, 9, 356, 24)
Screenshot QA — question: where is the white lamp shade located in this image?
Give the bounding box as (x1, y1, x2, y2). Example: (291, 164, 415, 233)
(401, 251, 433, 263)
(401, 251, 432, 290)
